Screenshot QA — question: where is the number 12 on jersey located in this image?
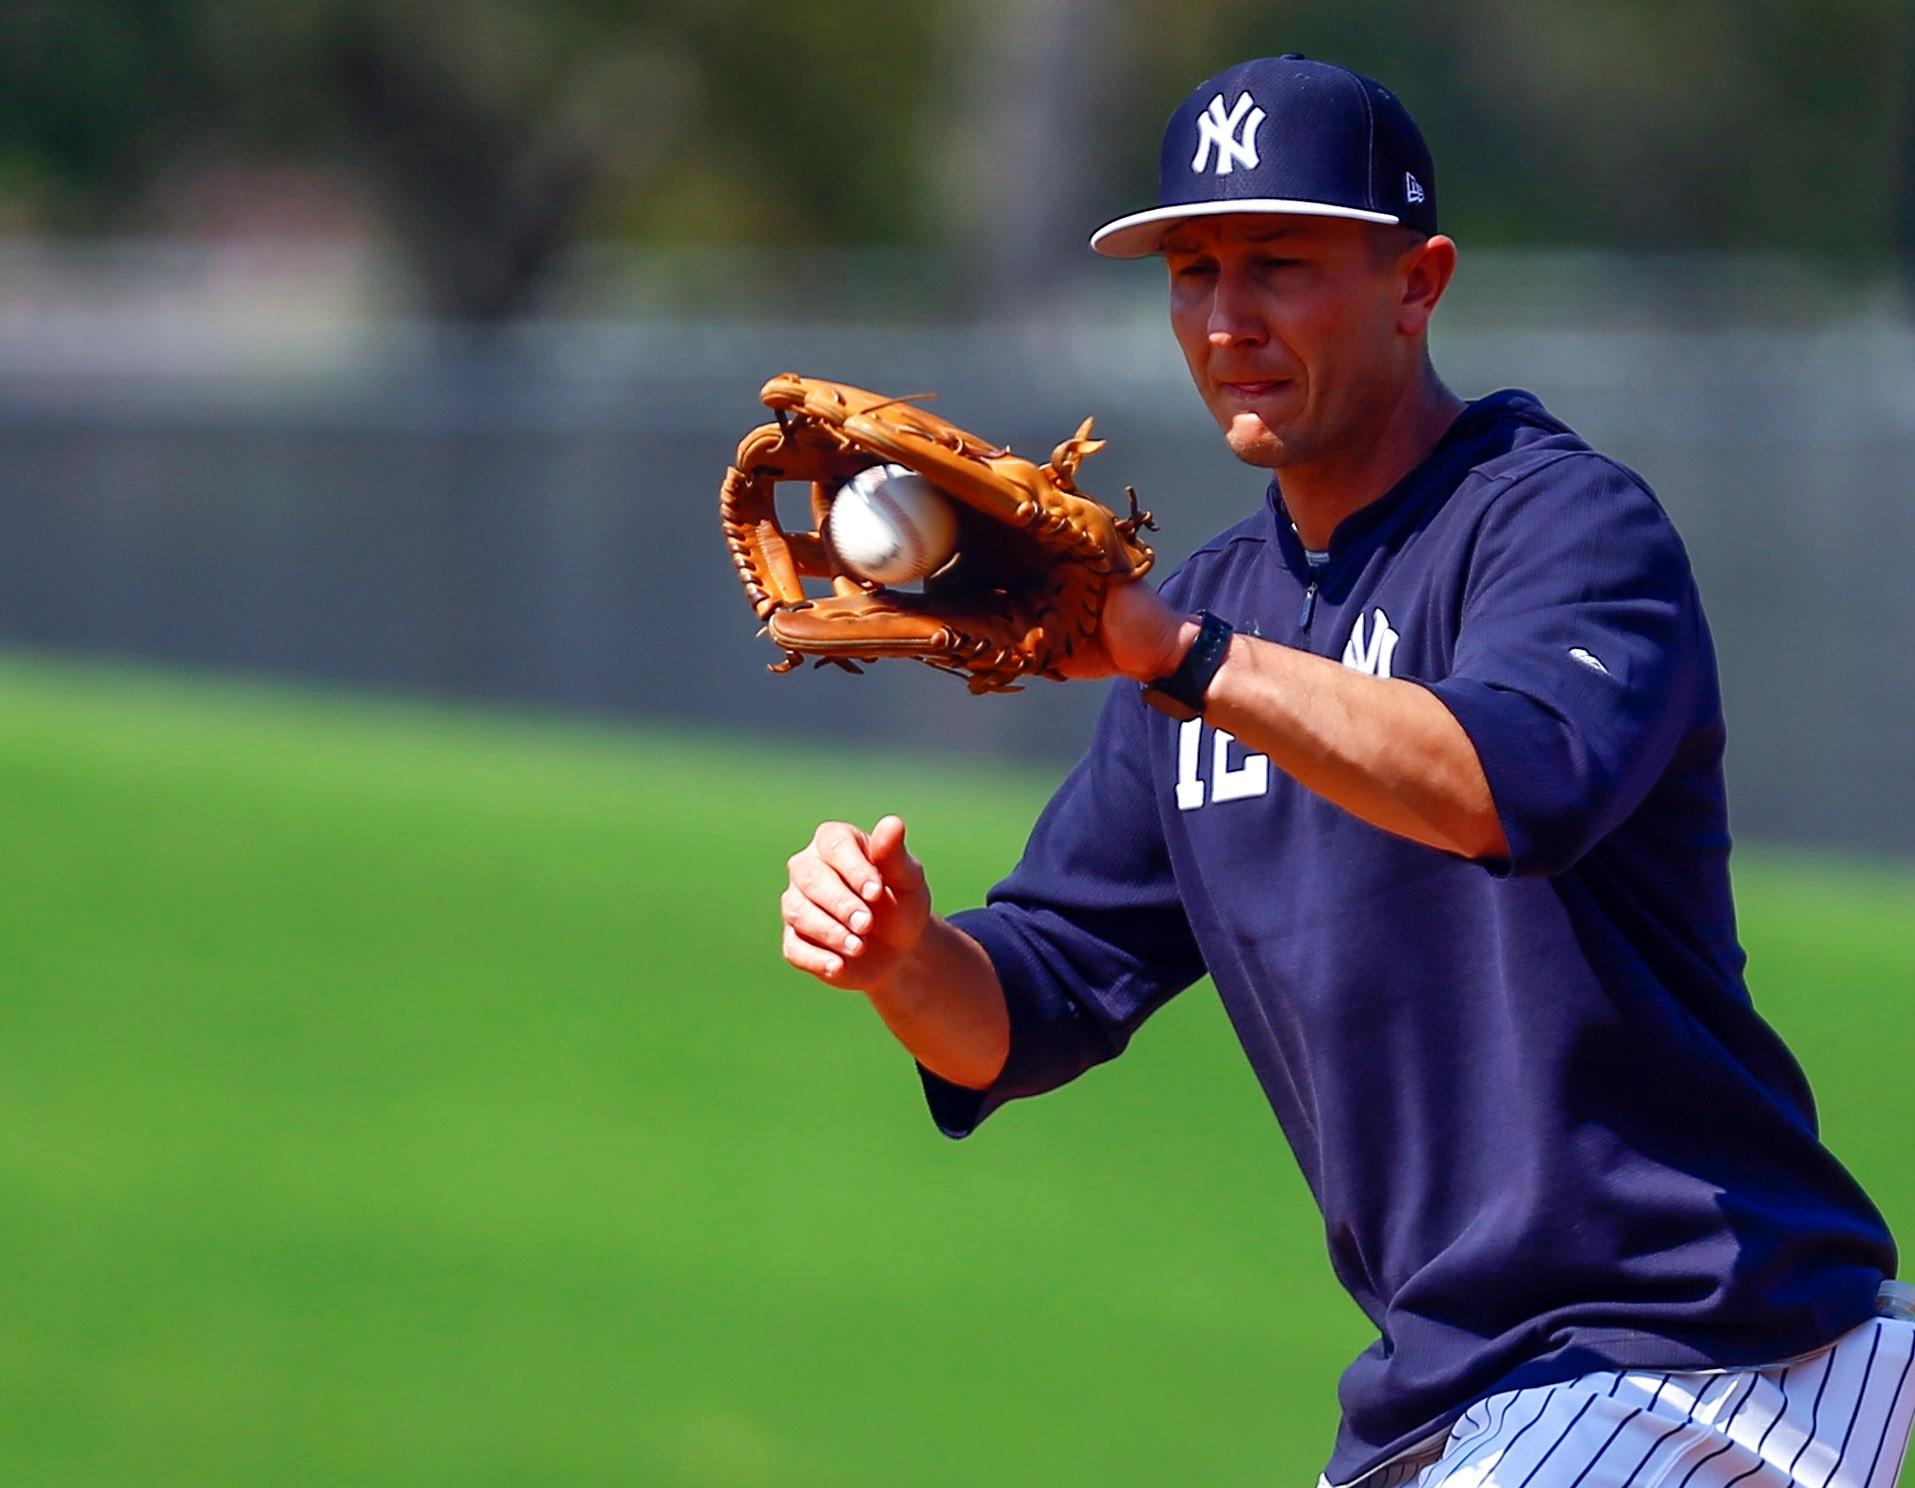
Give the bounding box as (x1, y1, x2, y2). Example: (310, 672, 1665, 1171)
(1175, 718, 1271, 811)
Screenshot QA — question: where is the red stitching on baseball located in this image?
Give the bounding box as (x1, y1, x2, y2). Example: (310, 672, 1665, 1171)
(866, 470, 930, 577)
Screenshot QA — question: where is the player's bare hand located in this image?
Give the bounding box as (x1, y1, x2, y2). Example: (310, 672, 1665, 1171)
(1058, 579, 1194, 683)
(781, 815, 931, 992)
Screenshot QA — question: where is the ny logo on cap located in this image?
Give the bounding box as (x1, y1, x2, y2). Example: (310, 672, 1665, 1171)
(1191, 92, 1265, 176)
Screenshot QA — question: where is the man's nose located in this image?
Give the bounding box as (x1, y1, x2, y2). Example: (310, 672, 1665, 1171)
(1207, 265, 1267, 346)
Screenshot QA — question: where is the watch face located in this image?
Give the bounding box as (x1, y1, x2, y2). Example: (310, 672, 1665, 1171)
(1142, 613, 1231, 720)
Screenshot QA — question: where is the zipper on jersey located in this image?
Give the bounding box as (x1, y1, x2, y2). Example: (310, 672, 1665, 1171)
(1298, 550, 1329, 631)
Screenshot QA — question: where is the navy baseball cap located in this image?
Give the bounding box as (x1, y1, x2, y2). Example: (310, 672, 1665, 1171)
(1090, 54, 1438, 258)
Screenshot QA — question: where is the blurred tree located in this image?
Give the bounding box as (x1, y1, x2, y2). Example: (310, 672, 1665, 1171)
(0, 0, 697, 318)
(0, 0, 953, 316)
(1897, 10, 1915, 299)
(0, 1, 216, 232)
(1109, 0, 1910, 264)
(933, 0, 1141, 310)
(611, 0, 947, 247)
(0, 0, 1909, 315)
(250, 3, 694, 320)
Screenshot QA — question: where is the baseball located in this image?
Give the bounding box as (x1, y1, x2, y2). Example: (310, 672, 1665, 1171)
(827, 464, 959, 586)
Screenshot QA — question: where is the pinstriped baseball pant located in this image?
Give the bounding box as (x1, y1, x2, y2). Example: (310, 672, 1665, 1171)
(1327, 1291, 1915, 1488)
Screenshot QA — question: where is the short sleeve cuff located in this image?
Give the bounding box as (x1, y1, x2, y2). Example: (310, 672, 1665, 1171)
(915, 906, 1104, 1139)
(1422, 676, 1586, 879)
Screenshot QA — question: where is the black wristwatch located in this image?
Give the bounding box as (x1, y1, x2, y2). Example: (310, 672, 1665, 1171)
(1141, 610, 1234, 722)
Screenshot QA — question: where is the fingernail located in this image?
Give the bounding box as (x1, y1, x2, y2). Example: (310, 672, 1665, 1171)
(862, 880, 881, 900)
(824, 956, 842, 977)
(844, 934, 863, 955)
(850, 909, 872, 933)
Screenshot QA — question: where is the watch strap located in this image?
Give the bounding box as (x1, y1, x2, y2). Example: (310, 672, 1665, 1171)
(1141, 610, 1234, 721)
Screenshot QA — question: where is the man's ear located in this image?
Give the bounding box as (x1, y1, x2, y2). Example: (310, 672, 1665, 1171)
(1400, 235, 1458, 336)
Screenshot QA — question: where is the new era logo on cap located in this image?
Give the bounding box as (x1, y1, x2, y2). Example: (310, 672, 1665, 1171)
(1090, 53, 1439, 257)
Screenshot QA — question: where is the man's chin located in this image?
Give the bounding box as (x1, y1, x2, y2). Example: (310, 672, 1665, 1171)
(1222, 413, 1292, 469)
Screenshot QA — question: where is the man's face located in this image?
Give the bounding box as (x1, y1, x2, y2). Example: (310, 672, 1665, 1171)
(1164, 215, 1424, 470)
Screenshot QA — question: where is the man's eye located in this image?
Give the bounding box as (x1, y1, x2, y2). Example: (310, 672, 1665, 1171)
(1260, 258, 1302, 271)
(1174, 262, 1217, 278)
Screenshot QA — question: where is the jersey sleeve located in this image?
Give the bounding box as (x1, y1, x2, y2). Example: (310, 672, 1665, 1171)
(1422, 454, 1707, 879)
(920, 685, 1207, 1138)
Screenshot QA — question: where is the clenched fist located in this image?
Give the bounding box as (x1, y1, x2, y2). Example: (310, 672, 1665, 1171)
(781, 816, 932, 994)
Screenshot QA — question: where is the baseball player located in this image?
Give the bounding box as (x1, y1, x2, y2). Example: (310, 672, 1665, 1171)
(778, 55, 1910, 1487)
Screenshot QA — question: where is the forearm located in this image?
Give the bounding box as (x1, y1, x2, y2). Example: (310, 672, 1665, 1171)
(865, 916, 1010, 1090)
(1198, 626, 1507, 860)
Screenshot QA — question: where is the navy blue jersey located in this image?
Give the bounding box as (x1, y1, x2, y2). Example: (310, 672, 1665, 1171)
(919, 390, 1897, 1484)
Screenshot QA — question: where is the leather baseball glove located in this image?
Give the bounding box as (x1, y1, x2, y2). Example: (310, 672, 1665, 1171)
(720, 373, 1156, 694)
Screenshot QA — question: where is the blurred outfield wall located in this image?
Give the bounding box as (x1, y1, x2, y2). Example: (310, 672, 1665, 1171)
(0, 248, 1910, 855)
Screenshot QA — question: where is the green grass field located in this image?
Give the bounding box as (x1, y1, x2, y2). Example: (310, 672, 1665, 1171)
(0, 653, 1907, 1487)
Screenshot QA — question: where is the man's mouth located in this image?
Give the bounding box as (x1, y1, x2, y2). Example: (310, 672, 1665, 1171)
(1218, 378, 1287, 398)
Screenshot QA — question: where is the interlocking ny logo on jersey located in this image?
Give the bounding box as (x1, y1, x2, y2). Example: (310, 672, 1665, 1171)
(1191, 92, 1265, 176)
(1342, 608, 1400, 678)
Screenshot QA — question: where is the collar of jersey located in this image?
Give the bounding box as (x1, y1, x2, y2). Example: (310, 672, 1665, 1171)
(1264, 388, 1547, 584)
